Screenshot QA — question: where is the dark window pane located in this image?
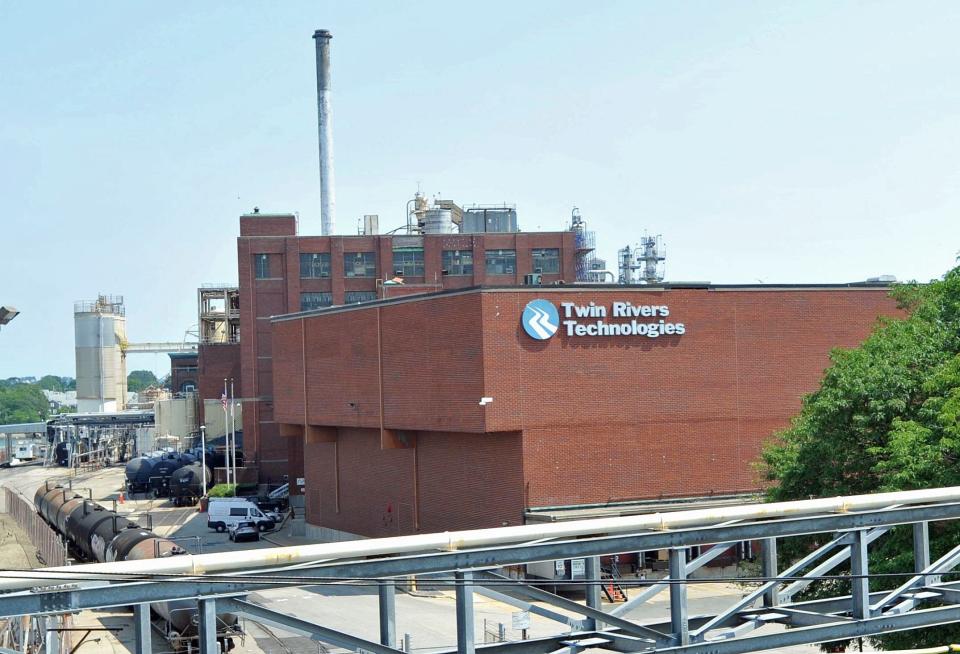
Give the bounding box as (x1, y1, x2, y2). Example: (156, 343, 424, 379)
(254, 254, 271, 279)
(300, 292, 333, 311)
(300, 253, 331, 278)
(392, 248, 424, 277)
(531, 248, 560, 274)
(344, 252, 376, 278)
(485, 249, 516, 275)
(344, 291, 377, 304)
(442, 250, 474, 276)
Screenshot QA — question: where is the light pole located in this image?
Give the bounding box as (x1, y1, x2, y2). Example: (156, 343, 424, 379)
(233, 400, 241, 493)
(0, 306, 19, 331)
(199, 425, 208, 495)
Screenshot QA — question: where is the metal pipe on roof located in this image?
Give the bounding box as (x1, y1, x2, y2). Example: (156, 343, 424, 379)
(313, 29, 336, 236)
(4, 486, 960, 592)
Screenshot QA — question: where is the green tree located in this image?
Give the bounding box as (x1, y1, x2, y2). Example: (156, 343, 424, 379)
(761, 263, 960, 649)
(37, 375, 75, 392)
(127, 370, 159, 393)
(0, 383, 49, 423)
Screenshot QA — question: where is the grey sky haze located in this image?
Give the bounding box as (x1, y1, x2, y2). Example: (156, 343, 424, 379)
(1, 1, 959, 379)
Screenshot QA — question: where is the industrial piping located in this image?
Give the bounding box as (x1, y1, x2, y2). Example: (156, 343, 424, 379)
(4, 486, 960, 592)
(313, 29, 336, 236)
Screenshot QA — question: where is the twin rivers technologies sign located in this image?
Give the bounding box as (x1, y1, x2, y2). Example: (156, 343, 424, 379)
(521, 298, 687, 341)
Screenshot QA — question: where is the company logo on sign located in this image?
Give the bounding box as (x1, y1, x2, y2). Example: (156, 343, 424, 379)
(522, 299, 560, 340)
(520, 299, 687, 339)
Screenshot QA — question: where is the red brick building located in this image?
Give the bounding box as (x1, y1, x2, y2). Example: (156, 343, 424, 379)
(269, 285, 900, 539)
(236, 212, 580, 486)
(168, 353, 198, 394)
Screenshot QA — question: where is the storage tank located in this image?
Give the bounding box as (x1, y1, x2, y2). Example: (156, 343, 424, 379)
(67, 502, 116, 561)
(90, 517, 135, 562)
(55, 496, 87, 534)
(462, 207, 518, 233)
(422, 208, 457, 234)
(74, 295, 127, 413)
(106, 528, 158, 562)
(41, 488, 81, 526)
(125, 456, 157, 492)
(169, 463, 210, 506)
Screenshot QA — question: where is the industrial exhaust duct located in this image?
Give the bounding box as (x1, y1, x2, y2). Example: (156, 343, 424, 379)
(313, 29, 336, 236)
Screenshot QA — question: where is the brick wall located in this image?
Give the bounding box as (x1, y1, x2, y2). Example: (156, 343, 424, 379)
(303, 427, 524, 537)
(242, 222, 576, 487)
(169, 355, 198, 394)
(273, 293, 487, 432)
(277, 286, 900, 533)
(197, 343, 241, 423)
(479, 288, 900, 507)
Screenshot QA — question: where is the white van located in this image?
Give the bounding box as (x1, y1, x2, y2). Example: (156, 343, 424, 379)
(207, 498, 275, 533)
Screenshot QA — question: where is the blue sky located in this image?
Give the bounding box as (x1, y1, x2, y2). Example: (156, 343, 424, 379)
(2, 1, 959, 379)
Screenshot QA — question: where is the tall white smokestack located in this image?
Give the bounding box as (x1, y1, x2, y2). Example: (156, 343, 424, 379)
(313, 29, 336, 235)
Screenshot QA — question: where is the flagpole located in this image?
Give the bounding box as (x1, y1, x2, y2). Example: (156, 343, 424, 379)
(223, 378, 230, 487)
(230, 378, 237, 495)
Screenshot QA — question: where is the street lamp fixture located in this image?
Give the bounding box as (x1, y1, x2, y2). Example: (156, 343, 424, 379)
(0, 306, 19, 330)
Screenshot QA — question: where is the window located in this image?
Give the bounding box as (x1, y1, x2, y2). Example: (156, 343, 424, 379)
(253, 254, 271, 279)
(229, 508, 247, 517)
(485, 249, 516, 275)
(345, 291, 377, 304)
(392, 248, 424, 277)
(300, 292, 333, 311)
(531, 248, 560, 274)
(344, 252, 376, 278)
(300, 253, 331, 278)
(442, 250, 474, 276)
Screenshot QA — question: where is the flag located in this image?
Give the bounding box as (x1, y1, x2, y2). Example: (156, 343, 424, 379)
(221, 392, 227, 410)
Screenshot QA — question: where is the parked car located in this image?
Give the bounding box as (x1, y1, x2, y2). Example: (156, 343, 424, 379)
(228, 521, 260, 543)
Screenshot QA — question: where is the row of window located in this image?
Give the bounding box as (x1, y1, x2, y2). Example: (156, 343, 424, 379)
(300, 291, 377, 311)
(255, 248, 562, 280)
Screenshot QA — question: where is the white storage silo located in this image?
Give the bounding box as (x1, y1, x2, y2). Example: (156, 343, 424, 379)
(74, 295, 128, 413)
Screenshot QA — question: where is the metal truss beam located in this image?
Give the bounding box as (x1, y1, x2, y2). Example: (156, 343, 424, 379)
(478, 572, 665, 645)
(653, 603, 960, 654)
(7, 501, 960, 620)
(435, 602, 960, 654)
(871, 541, 960, 616)
(778, 526, 888, 602)
(610, 540, 738, 618)
(6, 500, 960, 654)
(473, 586, 585, 629)
(220, 598, 406, 654)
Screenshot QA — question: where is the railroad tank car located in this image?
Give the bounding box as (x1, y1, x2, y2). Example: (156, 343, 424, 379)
(124, 456, 157, 493)
(65, 501, 116, 561)
(149, 453, 190, 496)
(53, 442, 69, 466)
(90, 516, 135, 562)
(169, 463, 210, 506)
(54, 496, 87, 535)
(33, 481, 238, 650)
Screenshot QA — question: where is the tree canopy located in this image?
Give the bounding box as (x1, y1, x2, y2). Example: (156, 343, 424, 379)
(127, 369, 159, 393)
(761, 263, 960, 649)
(0, 382, 48, 423)
(37, 375, 75, 392)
